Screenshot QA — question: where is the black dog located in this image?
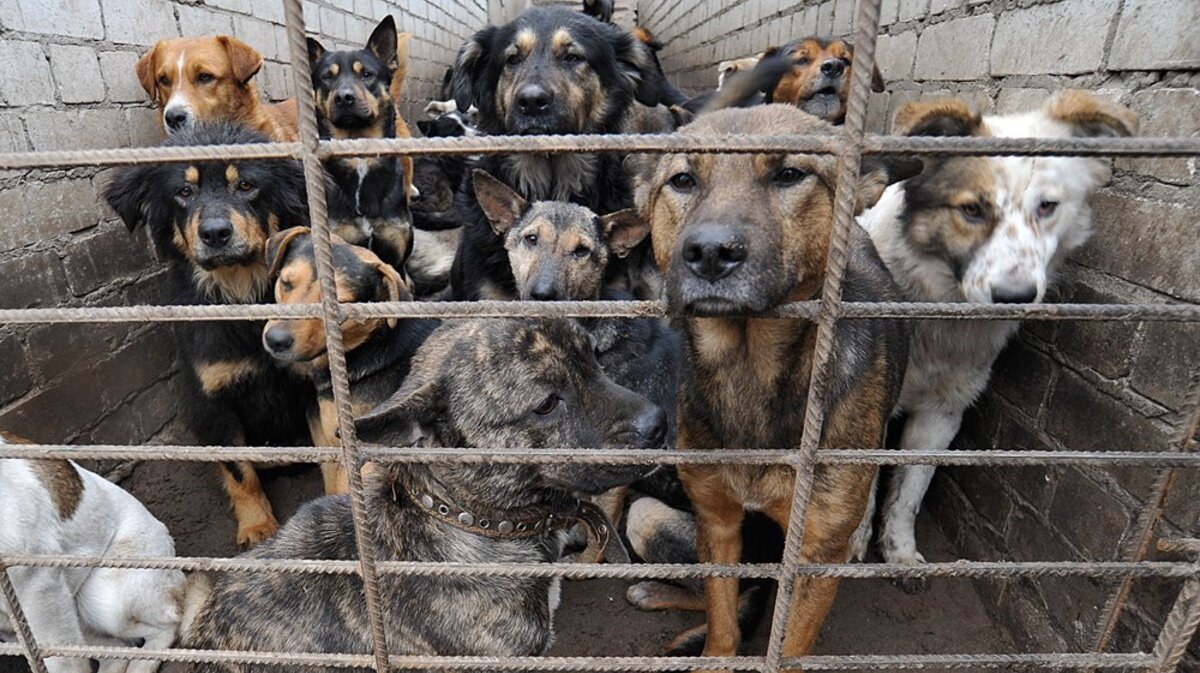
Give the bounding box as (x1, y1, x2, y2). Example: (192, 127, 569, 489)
(308, 16, 414, 274)
(104, 122, 311, 546)
(446, 7, 663, 300)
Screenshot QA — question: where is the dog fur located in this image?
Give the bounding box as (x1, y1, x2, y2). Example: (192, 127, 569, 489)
(855, 91, 1138, 587)
(103, 123, 312, 547)
(0, 432, 185, 673)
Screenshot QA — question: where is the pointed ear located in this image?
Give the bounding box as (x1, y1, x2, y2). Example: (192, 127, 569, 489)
(450, 27, 495, 113)
(374, 261, 412, 329)
(367, 15, 398, 68)
(472, 169, 527, 236)
(1044, 90, 1138, 138)
(307, 37, 326, 70)
(218, 36, 263, 85)
(600, 209, 650, 258)
(265, 227, 310, 279)
(668, 104, 694, 127)
(856, 156, 924, 212)
(104, 166, 154, 231)
(355, 379, 440, 447)
(416, 120, 434, 136)
(134, 43, 161, 98)
(614, 31, 661, 106)
(869, 64, 885, 93)
(894, 99, 982, 137)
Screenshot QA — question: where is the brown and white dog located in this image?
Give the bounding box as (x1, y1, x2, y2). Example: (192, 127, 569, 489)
(135, 36, 299, 141)
(855, 91, 1138, 589)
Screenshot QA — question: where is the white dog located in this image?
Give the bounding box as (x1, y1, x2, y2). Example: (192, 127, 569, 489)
(854, 91, 1138, 585)
(0, 432, 185, 673)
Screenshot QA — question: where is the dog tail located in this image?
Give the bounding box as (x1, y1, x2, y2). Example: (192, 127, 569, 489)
(665, 584, 769, 656)
(698, 46, 796, 114)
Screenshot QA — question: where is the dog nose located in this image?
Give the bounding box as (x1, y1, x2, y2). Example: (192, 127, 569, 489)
(991, 284, 1038, 304)
(634, 405, 668, 446)
(681, 224, 748, 282)
(334, 89, 357, 107)
(263, 326, 294, 354)
(164, 108, 190, 130)
(529, 279, 559, 301)
(517, 84, 553, 115)
(820, 59, 845, 78)
(198, 219, 233, 248)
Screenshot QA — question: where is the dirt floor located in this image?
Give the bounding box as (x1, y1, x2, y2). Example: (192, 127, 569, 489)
(1, 462, 1013, 673)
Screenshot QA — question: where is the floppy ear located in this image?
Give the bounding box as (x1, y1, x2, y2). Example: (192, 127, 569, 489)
(613, 30, 662, 106)
(355, 379, 440, 447)
(134, 43, 161, 98)
(265, 227, 310, 279)
(104, 165, 154, 231)
(306, 37, 326, 70)
(856, 156, 925, 212)
(893, 99, 982, 137)
(473, 169, 528, 236)
(367, 15, 398, 68)
(450, 27, 496, 114)
(219, 36, 263, 85)
(600, 209, 650, 258)
(1044, 89, 1138, 138)
(373, 261, 412, 329)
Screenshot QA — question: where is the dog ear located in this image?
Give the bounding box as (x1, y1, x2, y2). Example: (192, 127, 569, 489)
(134, 43, 161, 98)
(632, 27, 663, 51)
(668, 104, 694, 128)
(473, 169, 528, 236)
(613, 29, 662, 107)
(856, 157, 925, 212)
(450, 27, 496, 115)
(600, 209, 650, 258)
(103, 166, 154, 231)
(218, 36, 263, 85)
(869, 65, 885, 93)
(367, 15, 399, 68)
(265, 227, 311, 279)
(307, 37, 327, 70)
(374, 261, 413, 330)
(894, 99, 982, 137)
(1044, 90, 1138, 138)
(416, 120, 434, 136)
(355, 379, 440, 447)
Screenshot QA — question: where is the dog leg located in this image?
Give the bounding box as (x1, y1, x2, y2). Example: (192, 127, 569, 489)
(848, 471, 878, 562)
(7, 567, 91, 673)
(123, 621, 177, 673)
(220, 461, 278, 546)
(625, 496, 704, 609)
(320, 462, 350, 495)
(681, 469, 744, 673)
(879, 408, 962, 592)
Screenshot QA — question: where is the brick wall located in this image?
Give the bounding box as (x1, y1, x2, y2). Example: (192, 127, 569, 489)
(0, 0, 484, 446)
(637, 0, 1200, 662)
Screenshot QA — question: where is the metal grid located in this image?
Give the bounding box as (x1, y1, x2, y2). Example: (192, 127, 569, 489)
(1, 0, 1199, 670)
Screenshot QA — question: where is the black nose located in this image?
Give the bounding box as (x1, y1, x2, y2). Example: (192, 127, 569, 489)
(517, 84, 553, 115)
(164, 108, 190, 130)
(820, 59, 845, 78)
(634, 405, 668, 447)
(991, 285, 1038, 304)
(198, 219, 233, 248)
(681, 224, 748, 282)
(263, 326, 294, 354)
(529, 281, 558, 301)
(334, 90, 357, 107)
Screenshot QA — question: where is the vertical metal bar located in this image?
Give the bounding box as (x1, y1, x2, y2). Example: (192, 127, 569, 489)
(281, 1, 391, 672)
(1091, 369, 1200, 666)
(1149, 576, 1200, 672)
(761, 0, 883, 670)
(0, 560, 51, 673)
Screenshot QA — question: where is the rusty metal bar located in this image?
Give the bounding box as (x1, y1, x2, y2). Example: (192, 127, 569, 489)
(1150, 576, 1200, 672)
(0, 559, 50, 673)
(281, 1, 390, 672)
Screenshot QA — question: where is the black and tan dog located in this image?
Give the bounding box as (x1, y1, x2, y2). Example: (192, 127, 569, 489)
(308, 16, 416, 273)
(180, 319, 667, 668)
(446, 6, 663, 300)
(632, 104, 915, 666)
(104, 122, 311, 546)
(260, 228, 438, 493)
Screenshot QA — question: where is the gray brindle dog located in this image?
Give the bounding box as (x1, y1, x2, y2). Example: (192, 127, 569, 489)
(180, 318, 667, 671)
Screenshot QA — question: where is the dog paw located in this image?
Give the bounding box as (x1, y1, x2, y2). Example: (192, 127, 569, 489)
(237, 516, 279, 547)
(626, 580, 700, 611)
(626, 581, 665, 610)
(885, 550, 930, 593)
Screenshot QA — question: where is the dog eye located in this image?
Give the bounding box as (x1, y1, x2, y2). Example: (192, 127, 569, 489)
(532, 394, 561, 416)
(795, 57, 810, 66)
(236, 180, 255, 192)
(1037, 200, 1058, 218)
(773, 167, 806, 186)
(177, 186, 193, 198)
(562, 52, 585, 63)
(524, 233, 538, 246)
(279, 279, 293, 292)
(572, 245, 590, 258)
(959, 203, 985, 222)
(505, 53, 522, 66)
(158, 75, 170, 87)
(196, 72, 215, 84)
(361, 70, 374, 79)
(668, 172, 697, 191)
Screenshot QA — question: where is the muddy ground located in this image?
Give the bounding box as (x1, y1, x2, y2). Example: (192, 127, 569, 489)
(2, 462, 1013, 673)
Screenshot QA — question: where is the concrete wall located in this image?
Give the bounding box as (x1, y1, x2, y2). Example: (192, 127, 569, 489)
(0, 0, 485, 446)
(637, 0, 1200, 663)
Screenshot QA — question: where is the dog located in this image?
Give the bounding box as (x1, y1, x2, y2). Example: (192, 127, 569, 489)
(0, 432, 186, 673)
(446, 6, 663, 300)
(582, 0, 614, 23)
(179, 318, 667, 668)
(103, 123, 312, 547)
(856, 91, 1138, 589)
(308, 16, 417, 275)
(717, 57, 760, 91)
(135, 36, 298, 141)
(260, 228, 438, 493)
(632, 104, 915, 665)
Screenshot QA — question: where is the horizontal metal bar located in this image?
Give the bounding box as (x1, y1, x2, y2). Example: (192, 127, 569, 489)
(3, 445, 1200, 467)
(0, 142, 303, 169)
(0, 300, 1196, 325)
(0, 644, 1156, 671)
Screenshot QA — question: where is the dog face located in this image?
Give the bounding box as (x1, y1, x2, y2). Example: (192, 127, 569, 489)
(450, 7, 660, 135)
(635, 105, 917, 315)
(308, 17, 398, 137)
(895, 91, 1137, 304)
(135, 37, 265, 135)
(473, 170, 648, 300)
(261, 228, 409, 365)
(767, 37, 884, 123)
(357, 319, 667, 495)
(104, 123, 308, 302)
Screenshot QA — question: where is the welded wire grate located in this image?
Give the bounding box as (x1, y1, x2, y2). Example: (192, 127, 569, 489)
(1, 0, 1199, 671)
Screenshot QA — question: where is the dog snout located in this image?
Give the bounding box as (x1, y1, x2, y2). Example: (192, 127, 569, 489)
(529, 276, 559, 301)
(263, 325, 295, 354)
(633, 404, 668, 447)
(164, 107, 191, 131)
(198, 218, 233, 248)
(990, 284, 1038, 304)
(820, 59, 845, 78)
(517, 84, 554, 116)
(681, 223, 749, 282)
(334, 89, 358, 108)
